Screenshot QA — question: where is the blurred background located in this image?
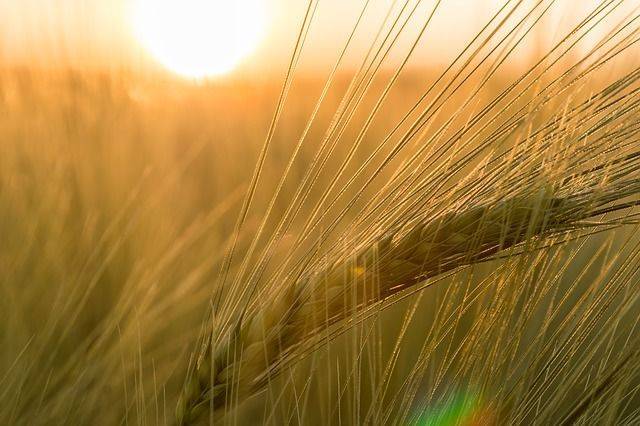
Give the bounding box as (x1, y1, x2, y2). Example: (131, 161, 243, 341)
(0, 0, 627, 76)
(2, 1, 640, 425)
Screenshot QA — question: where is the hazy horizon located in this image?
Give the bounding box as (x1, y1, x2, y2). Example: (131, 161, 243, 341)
(0, 0, 621, 79)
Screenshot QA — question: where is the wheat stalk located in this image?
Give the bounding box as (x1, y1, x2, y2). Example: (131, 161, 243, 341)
(176, 176, 640, 423)
(173, 0, 640, 422)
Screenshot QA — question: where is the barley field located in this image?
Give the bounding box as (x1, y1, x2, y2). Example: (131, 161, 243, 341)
(2, 1, 640, 425)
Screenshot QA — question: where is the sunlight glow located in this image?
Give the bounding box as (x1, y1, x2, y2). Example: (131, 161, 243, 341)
(131, 0, 266, 79)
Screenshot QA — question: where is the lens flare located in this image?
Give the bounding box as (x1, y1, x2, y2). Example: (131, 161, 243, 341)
(414, 390, 496, 426)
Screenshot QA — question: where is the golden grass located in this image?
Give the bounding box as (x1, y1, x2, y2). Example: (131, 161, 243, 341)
(2, 1, 640, 425)
(178, 167, 640, 423)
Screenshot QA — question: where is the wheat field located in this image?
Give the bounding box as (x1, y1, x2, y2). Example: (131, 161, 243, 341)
(2, 0, 640, 425)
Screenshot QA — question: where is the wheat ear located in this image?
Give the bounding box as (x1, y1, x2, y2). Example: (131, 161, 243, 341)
(176, 180, 639, 424)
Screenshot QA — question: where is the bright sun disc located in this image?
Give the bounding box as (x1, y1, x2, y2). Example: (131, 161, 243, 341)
(131, 0, 266, 79)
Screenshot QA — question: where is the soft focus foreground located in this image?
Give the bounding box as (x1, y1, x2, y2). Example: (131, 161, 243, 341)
(2, 1, 640, 425)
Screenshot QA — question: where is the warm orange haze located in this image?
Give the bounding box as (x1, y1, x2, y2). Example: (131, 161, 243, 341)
(2, 1, 640, 425)
(1, 0, 626, 76)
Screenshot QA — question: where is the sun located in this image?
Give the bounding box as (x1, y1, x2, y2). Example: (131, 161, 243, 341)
(131, 0, 266, 79)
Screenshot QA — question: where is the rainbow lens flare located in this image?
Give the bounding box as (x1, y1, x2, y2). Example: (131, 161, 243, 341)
(413, 390, 496, 426)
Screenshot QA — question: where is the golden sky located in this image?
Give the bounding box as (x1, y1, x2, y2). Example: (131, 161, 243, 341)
(0, 0, 627, 78)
